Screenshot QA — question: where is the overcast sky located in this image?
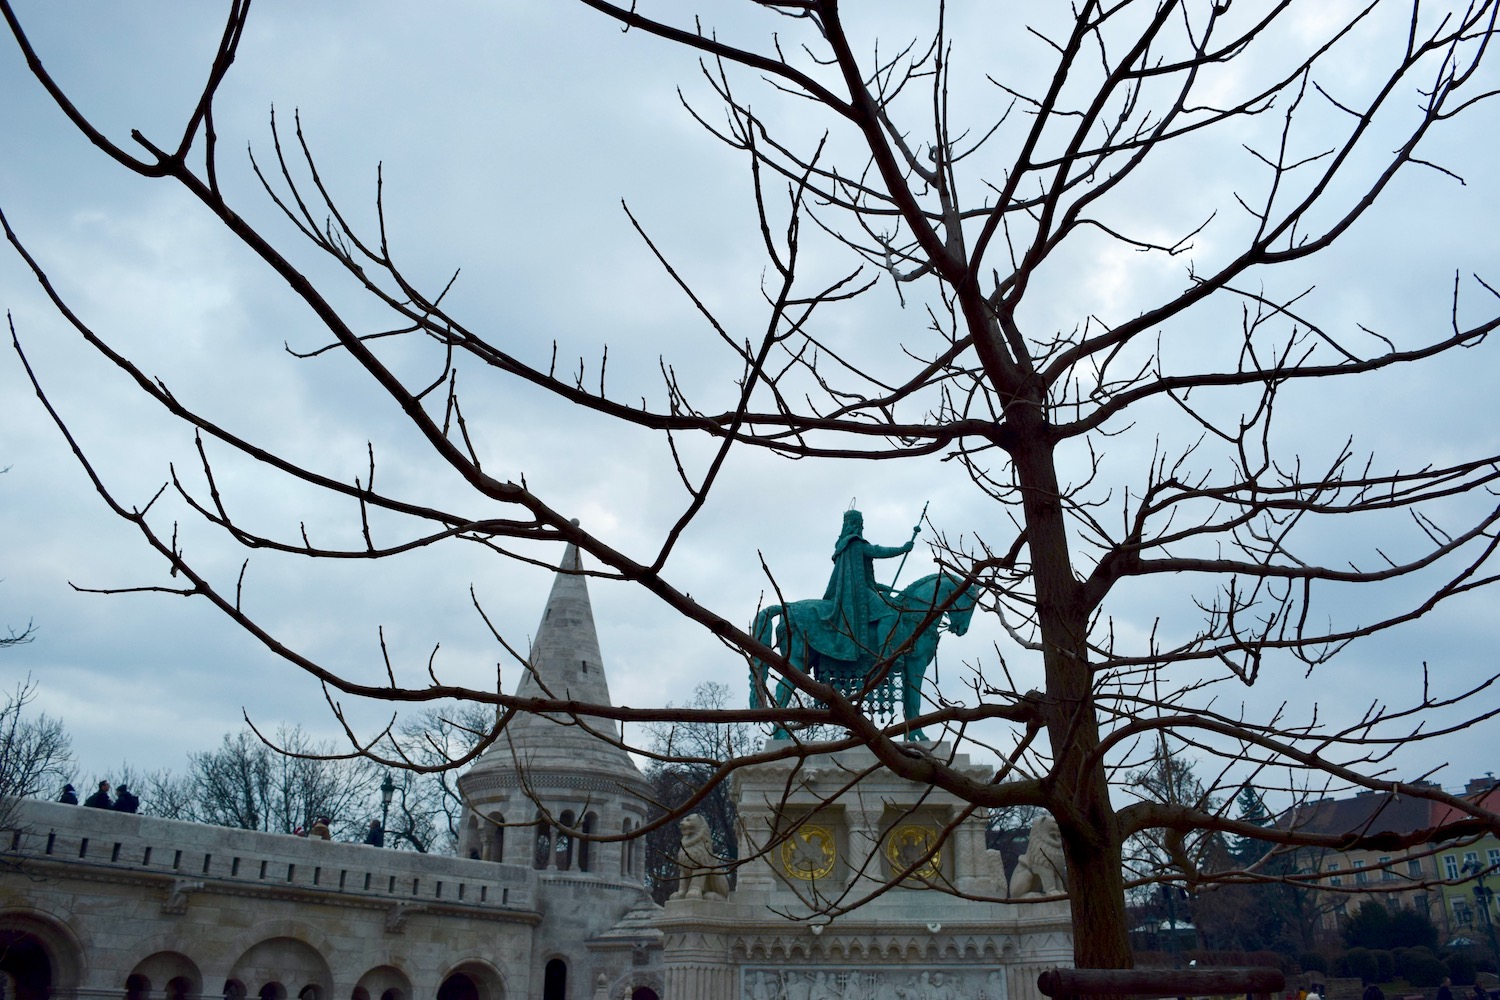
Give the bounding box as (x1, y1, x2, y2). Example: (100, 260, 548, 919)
(2, 3, 1498, 809)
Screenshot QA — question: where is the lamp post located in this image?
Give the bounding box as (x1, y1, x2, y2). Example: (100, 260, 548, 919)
(380, 772, 396, 836)
(1462, 860, 1500, 961)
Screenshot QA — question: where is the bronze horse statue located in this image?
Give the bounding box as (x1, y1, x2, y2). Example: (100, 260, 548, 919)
(750, 572, 978, 741)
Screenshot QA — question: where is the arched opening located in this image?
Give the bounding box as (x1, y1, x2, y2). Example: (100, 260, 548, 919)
(350, 989, 370, 1000)
(542, 960, 566, 1000)
(126, 974, 152, 1000)
(435, 974, 478, 1000)
(224, 981, 247, 1000)
(487, 813, 504, 863)
(0, 931, 52, 1000)
(464, 816, 480, 860)
(631, 988, 659, 1000)
(132, 950, 203, 1000)
(621, 818, 634, 876)
(355, 964, 412, 1000)
(231, 935, 331, 1000)
(533, 811, 552, 870)
(555, 811, 575, 871)
(578, 812, 596, 872)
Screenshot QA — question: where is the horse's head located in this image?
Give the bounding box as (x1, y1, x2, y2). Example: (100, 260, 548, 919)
(936, 578, 984, 632)
(896, 573, 979, 637)
(944, 589, 978, 636)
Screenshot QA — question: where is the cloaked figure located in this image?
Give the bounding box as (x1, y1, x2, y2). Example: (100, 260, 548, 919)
(818, 508, 916, 661)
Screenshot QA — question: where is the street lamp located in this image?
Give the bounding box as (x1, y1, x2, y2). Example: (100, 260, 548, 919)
(1461, 859, 1500, 961)
(380, 772, 396, 835)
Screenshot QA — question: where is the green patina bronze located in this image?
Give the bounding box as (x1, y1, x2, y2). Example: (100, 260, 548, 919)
(751, 508, 977, 741)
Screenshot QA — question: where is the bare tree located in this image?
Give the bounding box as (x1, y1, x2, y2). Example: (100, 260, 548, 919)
(0, 468, 37, 651)
(0, 681, 72, 802)
(641, 682, 755, 902)
(3, 2, 1500, 968)
(180, 727, 379, 839)
(0, 679, 74, 863)
(378, 704, 500, 853)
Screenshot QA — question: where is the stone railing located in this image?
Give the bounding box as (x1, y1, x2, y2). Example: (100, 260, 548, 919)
(4, 798, 535, 912)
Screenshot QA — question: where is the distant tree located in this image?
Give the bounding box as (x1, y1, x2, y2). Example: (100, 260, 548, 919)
(1345, 901, 1440, 953)
(640, 683, 753, 903)
(0, 680, 72, 801)
(6, 2, 1500, 968)
(0, 680, 73, 866)
(179, 726, 379, 839)
(1231, 785, 1276, 865)
(0, 468, 36, 650)
(378, 703, 499, 853)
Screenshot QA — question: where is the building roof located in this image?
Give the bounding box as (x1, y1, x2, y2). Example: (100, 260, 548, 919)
(1281, 788, 1442, 840)
(1276, 779, 1499, 846)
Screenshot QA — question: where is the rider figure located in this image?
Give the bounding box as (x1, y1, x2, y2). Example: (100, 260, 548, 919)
(820, 508, 917, 660)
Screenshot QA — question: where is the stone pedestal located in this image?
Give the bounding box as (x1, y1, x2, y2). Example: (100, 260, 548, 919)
(655, 741, 1074, 1000)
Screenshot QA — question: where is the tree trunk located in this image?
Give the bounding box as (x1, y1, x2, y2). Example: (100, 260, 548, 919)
(1013, 409, 1133, 970)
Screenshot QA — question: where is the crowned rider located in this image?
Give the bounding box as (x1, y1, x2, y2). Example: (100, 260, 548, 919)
(819, 507, 919, 660)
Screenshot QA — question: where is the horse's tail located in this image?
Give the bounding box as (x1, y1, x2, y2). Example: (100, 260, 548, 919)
(749, 605, 782, 709)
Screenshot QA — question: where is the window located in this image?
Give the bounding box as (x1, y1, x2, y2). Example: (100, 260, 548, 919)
(1328, 862, 1343, 887)
(534, 811, 553, 870)
(1445, 855, 1460, 880)
(1355, 861, 1368, 885)
(579, 812, 596, 872)
(555, 810, 576, 871)
(1408, 858, 1424, 879)
(1489, 848, 1500, 869)
(1380, 856, 1394, 881)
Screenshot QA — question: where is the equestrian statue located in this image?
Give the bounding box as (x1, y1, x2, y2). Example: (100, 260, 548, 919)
(751, 507, 978, 741)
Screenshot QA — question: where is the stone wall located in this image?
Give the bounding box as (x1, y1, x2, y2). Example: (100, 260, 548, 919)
(1, 800, 539, 1000)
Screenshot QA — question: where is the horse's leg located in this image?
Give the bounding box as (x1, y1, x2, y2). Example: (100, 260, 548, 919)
(902, 646, 933, 742)
(749, 606, 777, 709)
(771, 617, 797, 739)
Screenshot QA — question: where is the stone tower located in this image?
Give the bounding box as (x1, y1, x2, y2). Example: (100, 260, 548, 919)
(456, 536, 662, 999)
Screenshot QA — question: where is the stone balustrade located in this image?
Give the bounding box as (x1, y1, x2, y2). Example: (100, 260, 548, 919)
(5, 799, 535, 912)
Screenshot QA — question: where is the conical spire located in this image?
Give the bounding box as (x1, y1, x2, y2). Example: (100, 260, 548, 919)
(488, 532, 639, 775)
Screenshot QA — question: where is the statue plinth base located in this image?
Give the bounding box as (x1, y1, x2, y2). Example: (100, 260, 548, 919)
(654, 740, 1074, 1000)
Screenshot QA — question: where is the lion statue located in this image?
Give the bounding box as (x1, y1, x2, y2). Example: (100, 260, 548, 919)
(1008, 812, 1066, 897)
(671, 815, 731, 901)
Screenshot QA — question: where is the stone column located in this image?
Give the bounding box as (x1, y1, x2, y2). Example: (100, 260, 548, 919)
(733, 804, 778, 893)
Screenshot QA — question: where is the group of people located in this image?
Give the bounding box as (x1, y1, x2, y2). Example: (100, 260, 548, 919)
(58, 780, 386, 847)
(58, 780, 138, 813)
(292, 817, 333, 840)
(1362, 977, 1491, 1000)
(290, 818, 384, 846)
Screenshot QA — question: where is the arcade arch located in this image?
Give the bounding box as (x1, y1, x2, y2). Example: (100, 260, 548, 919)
(436, 960, 504, 1000)
(0, 910, 86, 1000)
(130, 951, 202, 1000)
(354, 964, 412, 1000)
(230, 936, 332, 1000)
